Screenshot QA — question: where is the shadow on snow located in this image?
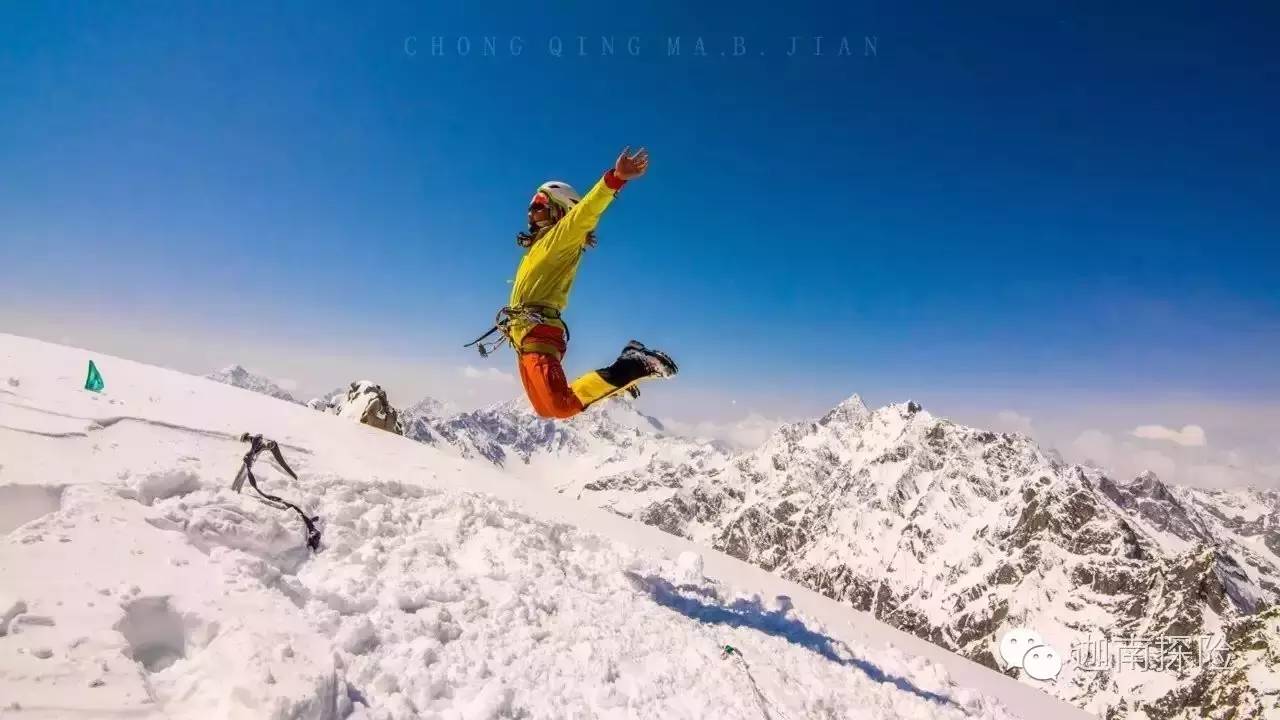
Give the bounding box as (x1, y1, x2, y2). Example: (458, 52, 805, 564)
(626, 572, 961, 710)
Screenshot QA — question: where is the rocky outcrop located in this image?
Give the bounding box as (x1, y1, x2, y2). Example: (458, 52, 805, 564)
(312, 381, 403, 434)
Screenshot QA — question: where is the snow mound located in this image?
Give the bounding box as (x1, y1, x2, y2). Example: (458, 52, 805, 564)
(129, 467, 202, 506)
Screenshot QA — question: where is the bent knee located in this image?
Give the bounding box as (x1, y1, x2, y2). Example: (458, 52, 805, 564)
(528, 389, 582, 419)
(531, 398, 581, 420)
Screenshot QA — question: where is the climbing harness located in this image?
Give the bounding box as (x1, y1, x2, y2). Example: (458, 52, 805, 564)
(464, 304, 570, 358)
(232, 433, 321, 551)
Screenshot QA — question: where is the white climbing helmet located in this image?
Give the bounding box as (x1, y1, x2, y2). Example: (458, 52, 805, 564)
(530, 180, 581, 214)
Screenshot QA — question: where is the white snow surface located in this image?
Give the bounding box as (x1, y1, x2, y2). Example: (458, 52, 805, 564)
(0, 334, 1092, 720)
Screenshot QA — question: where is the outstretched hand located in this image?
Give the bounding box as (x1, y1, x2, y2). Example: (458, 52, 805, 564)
(614, 146, 649, 180)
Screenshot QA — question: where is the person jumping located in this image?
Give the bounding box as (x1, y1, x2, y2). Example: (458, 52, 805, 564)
(466, 147, 678, 419)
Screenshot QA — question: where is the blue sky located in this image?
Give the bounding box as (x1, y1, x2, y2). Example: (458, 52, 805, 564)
(2, 3, 1278, 481)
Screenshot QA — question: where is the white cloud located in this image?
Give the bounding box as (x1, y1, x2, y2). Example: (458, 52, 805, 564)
(1071, 429, 1115, 467)
(1182, 464, 1262, 489)
(1060, 427, 1280, 490)
(1069, 430, 1179, 483)
(1130, 449, 1178, 480)
(992, 410, 1034, 436)
(660, 413, 786, 450)
(274, 377, 300, 392)
(1070, 429, 1178, 482)
(461, 366, 517, 385)
(1132, 424, 1206, 447)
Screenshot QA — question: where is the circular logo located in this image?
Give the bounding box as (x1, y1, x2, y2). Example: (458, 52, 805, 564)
(998, 628, 1044, 669)
(1021, 644, 1063, 681)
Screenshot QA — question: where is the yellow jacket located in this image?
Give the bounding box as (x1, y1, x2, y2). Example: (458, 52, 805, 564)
(507, 171, 624, 353)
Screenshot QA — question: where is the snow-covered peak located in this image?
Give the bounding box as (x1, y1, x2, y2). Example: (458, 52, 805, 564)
(204, 364, 298, 404)
(819, 392, 870, 426)
(404, 394, 456, 420)
(576, 396, 667, 434)
(1124, 469, 1176, 500)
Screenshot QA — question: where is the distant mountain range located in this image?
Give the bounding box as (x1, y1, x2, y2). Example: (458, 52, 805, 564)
(204, 365, 298, 404)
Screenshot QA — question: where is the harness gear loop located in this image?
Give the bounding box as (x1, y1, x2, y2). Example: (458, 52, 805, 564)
(233, 433, 322, 551)
(463, 304, 570, 358)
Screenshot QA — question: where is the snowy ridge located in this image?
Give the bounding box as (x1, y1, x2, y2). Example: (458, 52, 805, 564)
(0, 333, 1090, 720)
(205, 364, 299, 404)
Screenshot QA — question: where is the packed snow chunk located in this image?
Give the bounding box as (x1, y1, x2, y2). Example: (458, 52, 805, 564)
(178, 500, 312, 566)
(337, 616, 378, 655)
(0, 484, 63, 534)
(6, 376, 18, 387)
(132, 467, 202, 505)
(152, 618, 343, 720)
(674, 550, 705, 585)
(9, 613, 56, 633)
(0, 596, 28, 636)
(115, 596, 187, 672)
(463, 679, 515, 720)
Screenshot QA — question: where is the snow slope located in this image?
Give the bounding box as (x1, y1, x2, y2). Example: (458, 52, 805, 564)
(0, 334, 1090, 719)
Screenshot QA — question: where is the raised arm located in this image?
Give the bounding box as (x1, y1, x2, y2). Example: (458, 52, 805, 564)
(558, 147, 649, 241)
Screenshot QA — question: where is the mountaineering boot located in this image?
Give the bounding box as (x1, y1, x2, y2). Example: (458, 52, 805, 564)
(569, 340, 678, 409)
(597, 340, 678, 389)
(620, 340, 678, 378)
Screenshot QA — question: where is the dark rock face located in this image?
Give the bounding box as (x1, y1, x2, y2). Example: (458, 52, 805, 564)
(310, 381, 404, 434)
(1139, 606, 1280, 719)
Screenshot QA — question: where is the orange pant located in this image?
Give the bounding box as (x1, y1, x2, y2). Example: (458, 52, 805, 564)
(518, 351, 585, 419)
(515, 324, 622, 419)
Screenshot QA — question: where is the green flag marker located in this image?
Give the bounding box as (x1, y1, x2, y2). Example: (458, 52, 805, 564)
(84, 360, 104, 392)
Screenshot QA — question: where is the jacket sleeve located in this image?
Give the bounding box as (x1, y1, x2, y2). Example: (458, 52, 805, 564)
(538, 170, 626, 259)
